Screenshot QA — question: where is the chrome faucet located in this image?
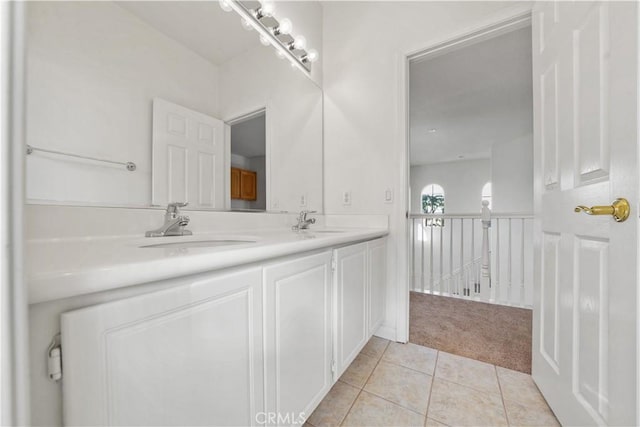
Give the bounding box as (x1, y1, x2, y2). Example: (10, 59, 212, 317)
(145, 202, 193, 237)
(292, 210, 316, 231)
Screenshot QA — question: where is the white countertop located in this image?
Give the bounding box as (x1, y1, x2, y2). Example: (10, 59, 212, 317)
(27, 226, 388, 305)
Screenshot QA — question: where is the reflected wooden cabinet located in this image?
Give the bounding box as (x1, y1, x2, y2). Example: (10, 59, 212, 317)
(231, 167, 257, 201)
(230, 167, 241, 199)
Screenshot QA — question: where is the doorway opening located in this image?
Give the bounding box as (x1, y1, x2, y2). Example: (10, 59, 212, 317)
(407, 19, 534, 373)
(229, 110, 266, 211)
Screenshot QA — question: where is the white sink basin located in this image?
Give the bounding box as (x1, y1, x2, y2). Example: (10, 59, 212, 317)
(140, 239, 256, 249)
(311, 230, 345, 234)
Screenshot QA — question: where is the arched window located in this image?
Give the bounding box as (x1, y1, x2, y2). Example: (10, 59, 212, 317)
(481, 182, 492, 209)
(421, 184, 445, 226)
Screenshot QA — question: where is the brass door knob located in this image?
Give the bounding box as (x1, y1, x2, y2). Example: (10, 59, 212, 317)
(574, 198, 630, 222)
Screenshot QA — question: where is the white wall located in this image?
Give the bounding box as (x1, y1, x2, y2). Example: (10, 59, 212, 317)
(491, 133, 533, 213)
(410, 159, 490, 214)
(322, 1, 533, 340)
(25, 2, 219, 206)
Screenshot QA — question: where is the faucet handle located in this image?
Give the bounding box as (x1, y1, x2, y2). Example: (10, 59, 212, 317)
(166, 202, 188, 217)
(299, 209, 317, 218)
(167, 202, 188, 211)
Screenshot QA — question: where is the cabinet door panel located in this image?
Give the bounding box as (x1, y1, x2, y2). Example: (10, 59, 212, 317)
(230, 167, 241, 199)
(240, 170, 257, 200)
(264, 252, 332, 425)
(61, 268, 264, 426)
(368, 238, 387, 335)
(335, 242, 368, 378)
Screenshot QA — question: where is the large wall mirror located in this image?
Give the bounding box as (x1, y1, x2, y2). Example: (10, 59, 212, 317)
(24, 1, 323, 213)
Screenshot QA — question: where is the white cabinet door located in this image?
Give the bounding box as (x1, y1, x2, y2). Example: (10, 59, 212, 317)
(532, 2, 638, 425)
(263, 251, 333, 426)
(334, 242, 368, 378)
(367, 238, 386, 336)
(61, 268, 264, 426)
(152, 98, 225, 209)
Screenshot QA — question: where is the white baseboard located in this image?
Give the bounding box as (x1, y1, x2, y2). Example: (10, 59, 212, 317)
(374, 324, 398, 342)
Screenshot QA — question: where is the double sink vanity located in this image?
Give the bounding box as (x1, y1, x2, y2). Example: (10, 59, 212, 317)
(27, 205, 389, 426)
(22, 2, 386, 425)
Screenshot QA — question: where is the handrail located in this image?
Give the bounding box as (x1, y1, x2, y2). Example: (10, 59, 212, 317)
(409, 212, 533, 219)
(26, 145, 137, 171)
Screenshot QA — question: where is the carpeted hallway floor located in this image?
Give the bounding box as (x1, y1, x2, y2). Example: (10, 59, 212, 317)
(409, 291, 532, 373)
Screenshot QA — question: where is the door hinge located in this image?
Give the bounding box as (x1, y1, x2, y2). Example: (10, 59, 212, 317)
(47, 333, 62, 382)
(331, 255, 337, 272)
(331, 360, 337, 374)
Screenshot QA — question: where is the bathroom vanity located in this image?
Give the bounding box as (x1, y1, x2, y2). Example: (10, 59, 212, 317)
(21, 2, 384, 424)
(27, 206, 388, 426)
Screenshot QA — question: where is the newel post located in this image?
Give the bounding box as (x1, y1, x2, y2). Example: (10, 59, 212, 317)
(481, 200, 491, 290)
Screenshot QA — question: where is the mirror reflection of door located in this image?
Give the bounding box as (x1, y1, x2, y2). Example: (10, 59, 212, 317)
(229, 111, 266, 211)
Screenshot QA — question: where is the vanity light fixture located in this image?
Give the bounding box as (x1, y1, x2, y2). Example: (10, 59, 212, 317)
(240, 18, 253, 31)
(254, 1, 275, 20)
(222, 0, 317, 74)
(272, 18, 293, 36)
(219, 0, 233, 12)
(292, 35, 307, 51)
(302, 49, 319, 64)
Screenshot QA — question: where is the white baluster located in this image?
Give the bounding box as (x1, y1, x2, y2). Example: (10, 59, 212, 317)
(495, 218, 500, 303)
(449, 218, 453, 296)
(439, 223, 443, 294)
(459, 218, 464, 297)
(480, 201, 491, 298)
(471, 219, 475, 294)
(421, 221, 425, 292)
(429, 223, 434, 293)
(508, 218, 512, 304)
(411, 218, 416, 290)
(520, 218, 525, 306)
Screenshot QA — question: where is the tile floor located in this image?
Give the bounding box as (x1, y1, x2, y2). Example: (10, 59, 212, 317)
(306, 337, 560, 427)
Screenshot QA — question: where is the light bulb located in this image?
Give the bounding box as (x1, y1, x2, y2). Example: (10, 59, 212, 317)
(259, 1, 275, 17)
(293, 35, 307, 50)
(259, 35, 270, 46)
(306, 49, 319, 63)
(276, 18, 292, 35)
(219, 0, 233, 12)
(241, 18, 253, 31)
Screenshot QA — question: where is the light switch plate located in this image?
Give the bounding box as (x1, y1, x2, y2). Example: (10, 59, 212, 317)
(384, 188, 393, 203)
(342, 191, 351, 206)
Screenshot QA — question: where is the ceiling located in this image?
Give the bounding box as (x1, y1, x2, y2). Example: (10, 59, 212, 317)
(409, 26, 533, 166)
(116, 1, 260, 65)
(231, 113, 266, 158)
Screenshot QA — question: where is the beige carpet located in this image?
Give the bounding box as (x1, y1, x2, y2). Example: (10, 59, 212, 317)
(409, 291, 532, 374)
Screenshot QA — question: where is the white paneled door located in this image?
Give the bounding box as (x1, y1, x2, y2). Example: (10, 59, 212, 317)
(532, 2, 638, 426)
(152, 98, 225, 208)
